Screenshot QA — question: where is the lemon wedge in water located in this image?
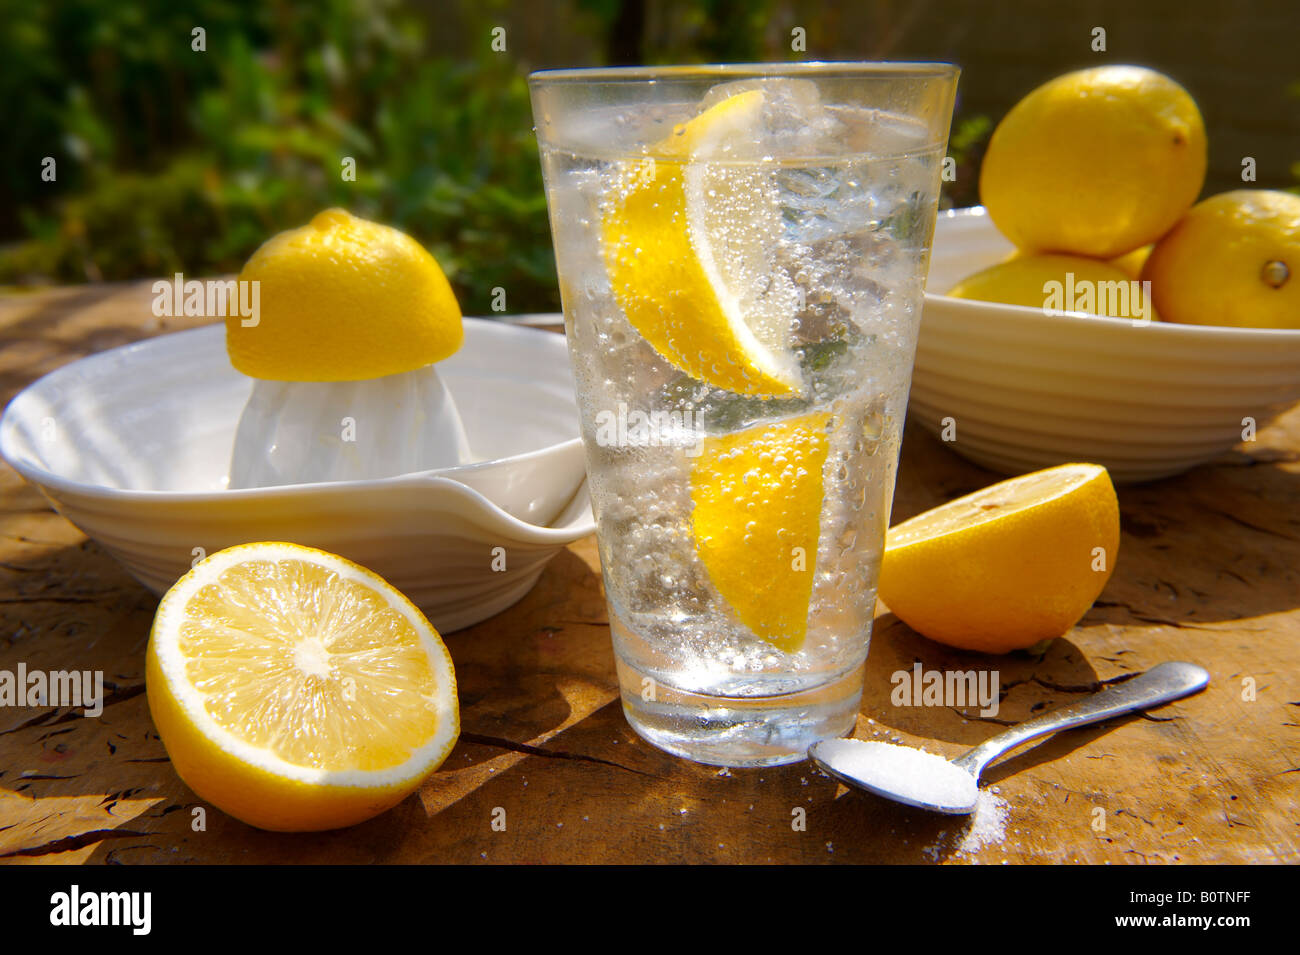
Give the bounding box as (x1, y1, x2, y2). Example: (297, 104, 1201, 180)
(601, 89, 801, 397)
(690, 413, 831, 651)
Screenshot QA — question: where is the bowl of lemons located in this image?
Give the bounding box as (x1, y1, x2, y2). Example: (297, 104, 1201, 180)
(914, 66, 1300, 483)
(1, 211, 594, 633)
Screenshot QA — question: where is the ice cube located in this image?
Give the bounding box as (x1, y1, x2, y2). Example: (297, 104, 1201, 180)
(696, 77, 845, 158)
(228, 365, 472, 488)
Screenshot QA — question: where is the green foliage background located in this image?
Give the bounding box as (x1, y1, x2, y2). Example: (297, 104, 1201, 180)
(0, 0, 558, 313)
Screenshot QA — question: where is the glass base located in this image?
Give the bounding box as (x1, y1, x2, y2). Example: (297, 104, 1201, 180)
(615, 655, 865, 768)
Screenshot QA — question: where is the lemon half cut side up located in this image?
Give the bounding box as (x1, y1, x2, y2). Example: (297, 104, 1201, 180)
(146, 542, 459, 832)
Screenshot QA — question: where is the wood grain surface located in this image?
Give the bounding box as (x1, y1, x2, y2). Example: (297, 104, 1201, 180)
(1, 280, 1296, 864)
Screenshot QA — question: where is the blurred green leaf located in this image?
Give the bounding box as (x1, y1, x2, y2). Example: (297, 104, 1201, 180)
(0, 0, 560, 313)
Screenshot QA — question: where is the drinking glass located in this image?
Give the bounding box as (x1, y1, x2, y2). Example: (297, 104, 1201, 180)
(530, 63, 959, 766)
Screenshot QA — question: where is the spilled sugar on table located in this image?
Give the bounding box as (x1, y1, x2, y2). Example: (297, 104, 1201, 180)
(0, 280, 1296, 864)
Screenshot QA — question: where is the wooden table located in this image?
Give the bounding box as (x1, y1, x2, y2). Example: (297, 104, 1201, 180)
(1, 280, 1297, 864)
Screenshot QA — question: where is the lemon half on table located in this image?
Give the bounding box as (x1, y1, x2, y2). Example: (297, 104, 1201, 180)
(879, 464, 1120, 654)
(601, 89, 802, 398)
(146, 542, 459, 832)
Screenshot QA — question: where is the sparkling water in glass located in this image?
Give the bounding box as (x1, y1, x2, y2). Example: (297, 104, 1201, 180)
(530, 64, 958, 766)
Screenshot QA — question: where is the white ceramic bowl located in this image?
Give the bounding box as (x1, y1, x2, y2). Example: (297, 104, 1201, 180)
(913, 208, 1300, 483)
(0, 318, 595, 632)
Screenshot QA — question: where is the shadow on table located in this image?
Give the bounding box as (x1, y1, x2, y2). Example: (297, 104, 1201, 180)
(862, 611, 1164, 775)
(441, 547, 610, 772)
(862, 614, 1103, 750)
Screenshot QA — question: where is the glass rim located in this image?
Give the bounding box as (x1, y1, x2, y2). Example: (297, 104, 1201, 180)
(528, 60, 959, 85)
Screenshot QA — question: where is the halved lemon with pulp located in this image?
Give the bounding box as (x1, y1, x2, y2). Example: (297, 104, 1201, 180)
(601, 89, 802, 397)
(878, 464, 1119, 653)
(146, 542, 459, 831)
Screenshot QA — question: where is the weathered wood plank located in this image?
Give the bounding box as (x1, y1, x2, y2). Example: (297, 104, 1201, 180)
(0, 282, 1296, 863)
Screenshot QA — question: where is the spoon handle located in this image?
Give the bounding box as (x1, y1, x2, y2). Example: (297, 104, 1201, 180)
(952, 661, 1209, 777)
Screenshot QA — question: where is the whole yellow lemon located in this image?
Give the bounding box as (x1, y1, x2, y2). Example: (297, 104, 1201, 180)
(1142, 190, 1300, 330)
(1109, 244, 1153, 280)
(947, 253, 1160, 321)
(980, 65, 1206, 259)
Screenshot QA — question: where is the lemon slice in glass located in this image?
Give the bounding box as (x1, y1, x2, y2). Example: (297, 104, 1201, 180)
(690, 412, 831, 651)
(601, 90, 802, 398)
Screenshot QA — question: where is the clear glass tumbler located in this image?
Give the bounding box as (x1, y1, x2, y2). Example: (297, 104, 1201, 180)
(530, 63, 958, 766)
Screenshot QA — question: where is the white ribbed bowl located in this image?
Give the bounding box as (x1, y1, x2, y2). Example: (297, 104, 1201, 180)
(0, 318, 594, 633)
(913, 208, 1300, 483)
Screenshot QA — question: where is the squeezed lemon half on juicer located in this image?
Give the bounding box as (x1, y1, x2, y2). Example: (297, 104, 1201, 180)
(226, 209, 471, 488)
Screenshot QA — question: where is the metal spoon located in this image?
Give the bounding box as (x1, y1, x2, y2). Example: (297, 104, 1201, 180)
(809, 661, 1210, 814)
